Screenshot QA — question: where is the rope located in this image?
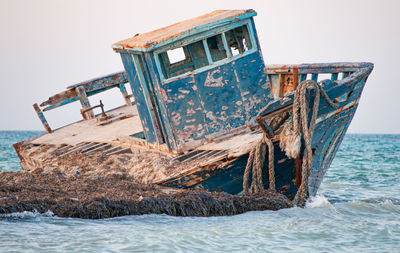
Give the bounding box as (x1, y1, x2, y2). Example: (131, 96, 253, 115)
(290, 80, 339, 206)
(242, 134, 275, 194)
(243, 79, 339, 207)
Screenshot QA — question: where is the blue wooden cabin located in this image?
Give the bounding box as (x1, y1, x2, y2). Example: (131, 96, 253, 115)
(113, 9, 272, 153)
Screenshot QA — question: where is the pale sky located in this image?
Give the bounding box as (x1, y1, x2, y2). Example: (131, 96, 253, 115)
(0, 0, 399, 133)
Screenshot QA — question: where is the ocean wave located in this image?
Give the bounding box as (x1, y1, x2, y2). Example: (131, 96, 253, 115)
(327, 197, 400, 218)
(359, 197, 400, 205)
(380, 199, 400, 213)
(305, 194, 335, 209)
(0, 209, 54, 219)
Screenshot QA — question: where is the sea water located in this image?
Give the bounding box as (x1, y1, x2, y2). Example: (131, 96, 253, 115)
(0, 131, 399, 252)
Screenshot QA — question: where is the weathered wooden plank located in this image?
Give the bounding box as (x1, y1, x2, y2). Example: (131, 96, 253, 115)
(39, 72, 129, 115)
(76, 86, 94, 120)
(278, 74, 285, 98)
(54, 143, 86, 155)
(265, 62, 371, 75)
(107, 147, 132, 155)
(299, 74, 307, 82)
(143, 52, 177, 151)
(112, 10, 257, 52)
(118, 83, 132, 106)
(311, 73, 318, 81)
(80, 142, 104, 153)
(120, 53, 158, 144)
(42, 97, 79, 112)
(33, 103, 52, 133)
(67, 71, 128, 90)
(269, 74, 280, 99)
(132, 54, 164, 144)
(85, 143, 112, 154)
(221, 33, 232, 58)
(59, 142, 93, 156)
(342, 72, 351, 79)
(202, 39, 213, 64)
(40, 89, 78, 107)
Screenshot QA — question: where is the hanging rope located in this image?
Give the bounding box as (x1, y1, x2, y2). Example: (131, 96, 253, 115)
(242, 133, 275, 194)
(286, 80, 339, 206)
(243, 79, 339, 207)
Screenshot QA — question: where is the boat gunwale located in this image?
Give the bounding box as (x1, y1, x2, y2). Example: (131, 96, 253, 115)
(259, 62, 373, 118)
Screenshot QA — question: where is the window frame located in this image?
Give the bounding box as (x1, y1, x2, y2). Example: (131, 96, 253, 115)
(158, 45, 197, 79)
(154, 20, 257, 83)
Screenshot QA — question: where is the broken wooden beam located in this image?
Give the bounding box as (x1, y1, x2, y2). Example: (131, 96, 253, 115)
(76, 86, 94, 120)
(33, 103, 52, 133)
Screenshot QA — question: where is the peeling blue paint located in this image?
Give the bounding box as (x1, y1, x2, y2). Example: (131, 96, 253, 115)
(115, 15, 271, 152)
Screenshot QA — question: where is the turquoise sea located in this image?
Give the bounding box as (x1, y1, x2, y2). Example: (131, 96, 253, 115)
(0, 131, 399, 252)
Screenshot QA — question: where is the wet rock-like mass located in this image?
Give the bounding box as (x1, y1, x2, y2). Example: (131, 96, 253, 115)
(0, 171, 292, 219)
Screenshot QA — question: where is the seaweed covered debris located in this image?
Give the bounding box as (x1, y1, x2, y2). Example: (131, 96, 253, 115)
(0, 171, 292, 219)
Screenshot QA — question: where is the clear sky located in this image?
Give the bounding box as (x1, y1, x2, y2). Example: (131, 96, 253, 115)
(0, 0, 399, 133)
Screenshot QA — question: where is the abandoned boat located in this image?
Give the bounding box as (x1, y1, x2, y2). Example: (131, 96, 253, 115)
(14, 9, 373, 206)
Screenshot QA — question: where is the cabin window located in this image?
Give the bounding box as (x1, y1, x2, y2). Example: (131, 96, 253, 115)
(206, 34, 227, 62)
(167, 47, 186, 64)
(157, 23, 255, 80)
(225, 25, 252, 56)
(158, 41, 208, 79)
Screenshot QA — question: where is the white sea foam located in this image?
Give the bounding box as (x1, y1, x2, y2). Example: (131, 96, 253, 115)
(305, 194, 334, 209)
(0, 209, 54, 218)
(380, 199, 400, 213)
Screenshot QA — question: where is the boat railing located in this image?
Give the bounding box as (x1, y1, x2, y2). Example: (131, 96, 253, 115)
(257, 62, 373, 137)
(265, 62, 373, 100)
(33, 71, 133, 133)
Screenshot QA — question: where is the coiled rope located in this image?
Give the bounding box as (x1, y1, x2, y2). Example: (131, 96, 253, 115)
(243, 80, 339, 207)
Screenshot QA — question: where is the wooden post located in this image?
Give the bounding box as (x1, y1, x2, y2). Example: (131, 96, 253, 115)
(119, 83, 132, 106)
(33, 103, 52, 133)
(76, 86, 94, 119)
(311, 73, 318, 82)
(331, 73, 338, 81)
(278, 73, 284, 98)
(292, 67, 299, 89)
(299, 74, 307, 82)
(342, 72, 351, 79)
(202, 39, 213, 65)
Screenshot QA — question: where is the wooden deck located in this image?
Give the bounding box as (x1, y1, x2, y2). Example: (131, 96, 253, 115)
(31, 105, 143, 146)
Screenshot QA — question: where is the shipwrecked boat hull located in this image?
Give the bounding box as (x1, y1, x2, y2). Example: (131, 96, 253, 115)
(13, 62, 373, 202)
(158, 62, 373, 199)
(13, 8, 374, 208)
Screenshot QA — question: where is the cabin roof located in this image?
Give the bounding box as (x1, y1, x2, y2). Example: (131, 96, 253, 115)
(112, 9, 256, 52)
